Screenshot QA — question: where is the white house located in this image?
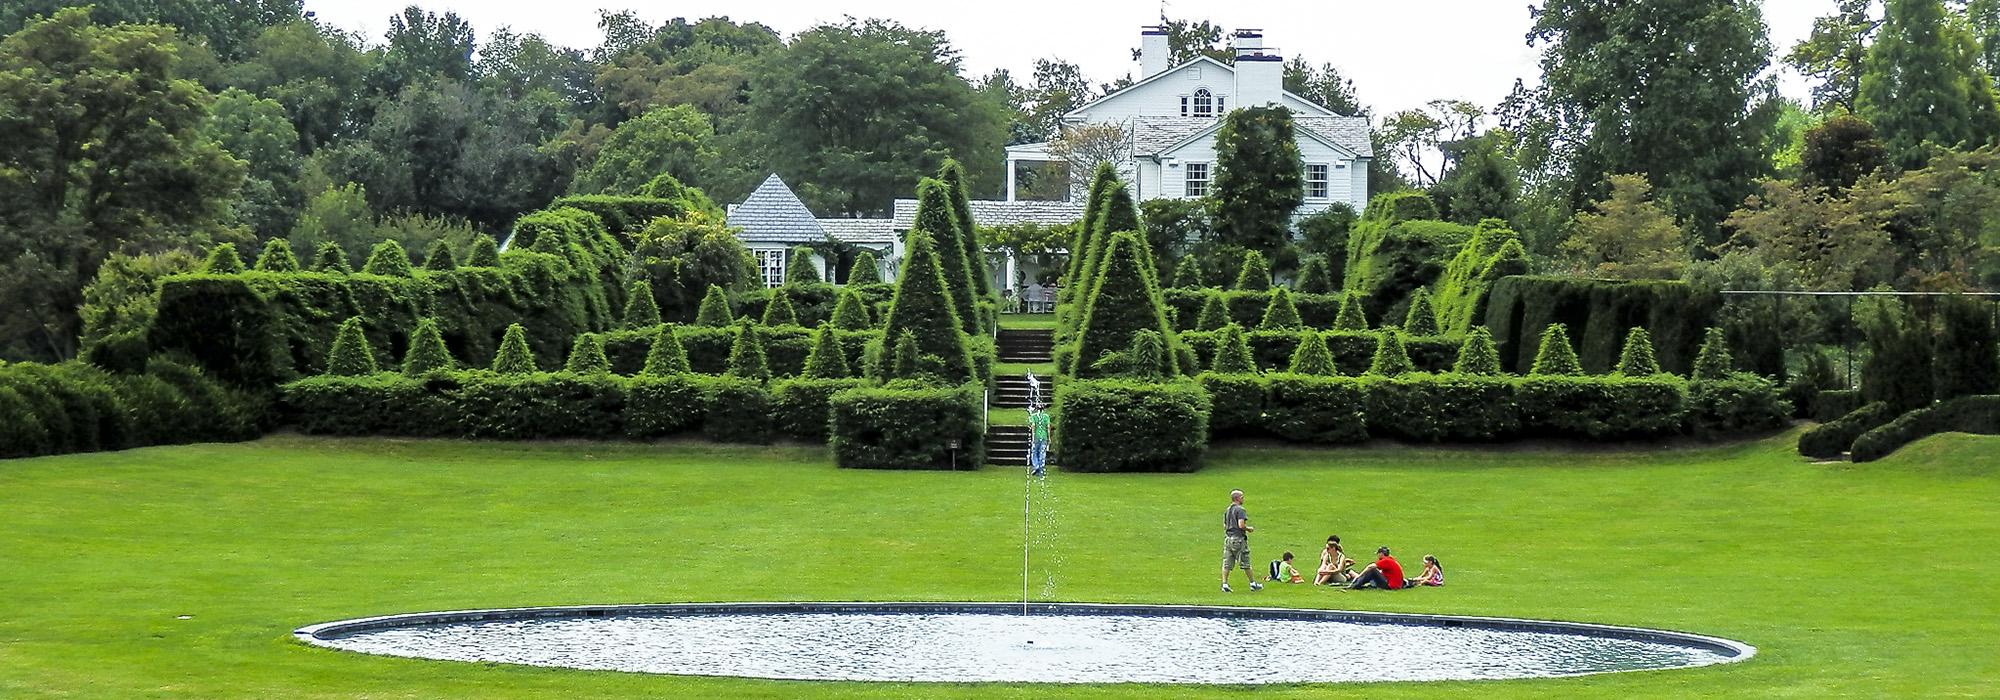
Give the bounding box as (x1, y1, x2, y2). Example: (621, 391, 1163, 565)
(1005, 27, 1372, 217)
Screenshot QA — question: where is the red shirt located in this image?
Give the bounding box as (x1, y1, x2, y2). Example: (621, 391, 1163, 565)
(1377, 556, 1405, 589)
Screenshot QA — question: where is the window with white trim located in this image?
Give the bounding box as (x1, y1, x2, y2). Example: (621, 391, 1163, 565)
(1192, 88, 1215, 117)
(1307, 164, 1330, 199)
(1184, 162, 1210, 197)
(756, 249, 786, 288)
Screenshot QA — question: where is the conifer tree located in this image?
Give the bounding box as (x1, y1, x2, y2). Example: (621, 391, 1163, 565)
(641, 325, 691, 375)
(622, 279, 662, 329)
(1233, 250, 1271, 291)
(1401, 287, 1440, 336)
(564, 333, 612, 374)
(695, 284, 734, 326)
(464, 234, 501, 267)
(938, 159, 989, 296)
(401, 318, 453, 376)
(847, 250, 882, 285)
(1058, 163, 1119, 309)
(254, 240, 299, 272)
(785, 246, 821, 285)
(1691, 326, 1735, 381)
(1195, 292, 1231, 331)
(1615, 326, 1661, 376)
(1074, 232, 1180, 378)
(802, 325, 851, 378)
(1288, 332, 1338, 375)
(1530, 323, 1584, 376)
(491, 323, 537, 374)
(1334, 293, 1370, 330)
(725, 321, 771, 380)
(203, 243, 245, 274)
(886, 329, 923, 381)
(761, 290, 800, 326)
(312, 241, 351, 273)
(912, 178, 979, 333)
(421, 240, 457, 271)
(362, 240, 414, 277)
(1172, 256, 1204, 288)
(325, 317, 377, 376)
(830, 288, 873, 329)
(1453, 326, 1503, 375)
(1859, 0, 2000, 166)
(1368, 329, 1416, 376)
(1259, 288, 1303, 329)
(1295, 256, 1334, 294)
(1212, 323, 1259, 374)
(877, 231, 974, 383)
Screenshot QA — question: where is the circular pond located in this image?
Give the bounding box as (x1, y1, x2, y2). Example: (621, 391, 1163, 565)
(295, 602, 1752, 684)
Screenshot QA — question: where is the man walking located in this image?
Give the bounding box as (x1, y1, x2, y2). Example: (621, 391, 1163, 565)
(1221, 490, 1261, 592)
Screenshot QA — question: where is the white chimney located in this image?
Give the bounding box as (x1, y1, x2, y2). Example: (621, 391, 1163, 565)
(1232, 30, 1282, 107)
(1140, 26, 1170, 78)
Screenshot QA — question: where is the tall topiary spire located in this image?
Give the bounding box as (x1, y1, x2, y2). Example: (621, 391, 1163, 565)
(1615, 326, 1661, 376)
(641, 325, 690, 375)
(761, 289, 800, 326)
(564, 333, 612, 375)
(401, 318, 453, 376)
(312, 241, 351, 273)
(1212, 323, 1258, 374)
(830, 288, 873, 330)
(1453, 326, 1503, 375)
(1295, 256, 1334, 294)
(1368, 329, 1415, 376)
(1288, 332, 1338, 376)
(1259, 288, 1304, 329)
(695, 284, 734, 326)
(725, 321, 771, 380)
(1172, 256, 1203, 289)
(254, 240, 300, 272)
(1084, 181, 1146, 293)
(362, 240, 414, 277)
(1233, 250, 1271, 291)
(464, 234, 501, 267)
(1691, 326, 1734, 381)
(325, 317, 377, 376)
(203, 243, 245, 274)
(801, 325, 851, 378)
(1060, 163, 1119, 310)
(491, 323, 536, 374)
(938, 159, 989, 296)
(1402, 287, 1440, 336)
(912, 178, 978, 333)
(785, 246, 821, 285)
(877, 231, 974, 384)
(1074, 232, 1180, 378)
(1334, 293, 1370, 330)
(622, 279, 662, 329)
(847, 250, 882, 285)
(1530, 323, 1584, 376)
(421, 240, 457, 271)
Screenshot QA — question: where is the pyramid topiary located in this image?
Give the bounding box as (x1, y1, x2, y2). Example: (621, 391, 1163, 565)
(361, 240, 414, 277)
(1530, 323, 1583, 376)
(464, 234, 501, 267)
(695, 284, 734, 326)
(1692, 326, 1734, 381)
(1334, 293, 1370, 330)
(1059, 163, 1119, 310)
(1195, 292, 1230, 331)
(830, 288, 873, 329)
(1368, 329, 1415, 376)
(847, 250, 882, 285)
(1088, 181, 1145, 286)
(401, 318, 453, 376)
(1288, 332, 1338, 376)
(1453, 326, 1503, 375)
(254, 240, 300, 272)
(725, 321, 770, 380)
(912, 178, 978, 333)
(1295, 256, 1334, 294)
(312, 241, 351, 273)
(564, 333, 612, 374)
(1233, 250, 1271, 291)
(1259, 288, 1303, 329)
(491, 323, 537, 374)
(1124, 329, 1169, 379)
(325, 317, 377, 376)
(202, 243, 245, 274)
(802, 325, 850, 378)
(1211, 323, 1258, 374)
(1074, 232, 1180, 378)
(886, 329, 922, 381)
(421, 239, 457, 271)
(761, 289, 800, 326)
(785, 246, 821, 285)
(622, 279, 662, 329)
(1615, 326, 1661, 376)
(1172, 256, 1203, 289)
(938, 159, 989, 296)
(641, 325, 690, 375)
(876, 230, 974, 384)
(1401, 287, 1440, 336)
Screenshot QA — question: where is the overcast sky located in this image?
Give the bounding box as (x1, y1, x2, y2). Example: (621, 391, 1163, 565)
(305, 0, 1825, 118)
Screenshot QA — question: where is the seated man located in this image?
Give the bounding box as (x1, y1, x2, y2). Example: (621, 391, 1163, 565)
(1348, 546, 1405, 590)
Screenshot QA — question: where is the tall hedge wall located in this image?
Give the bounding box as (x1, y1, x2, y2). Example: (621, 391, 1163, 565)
(829, 383, 985, 469)
(1178, 329, 1461, 375)
(1482, 276, 1719, 375)
(1, 359, 264, 459)
(1053, 379, 1210, 472)
(1163, 289, 1346, 330)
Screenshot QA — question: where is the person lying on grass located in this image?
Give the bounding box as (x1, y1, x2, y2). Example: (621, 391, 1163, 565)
(1316, 535, 1355, 585)
(1268, 551, 1306, 583)
(1407, 555, 1444, 587)
(1347, 546, 1405, 590)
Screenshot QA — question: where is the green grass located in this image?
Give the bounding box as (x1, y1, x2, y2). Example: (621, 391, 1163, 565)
(3, 431, 1998, 698)
(991, 361, 1057, 375)
(999, 313, 1058, 329)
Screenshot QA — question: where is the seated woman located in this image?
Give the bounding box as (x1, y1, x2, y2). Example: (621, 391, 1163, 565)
(1406, 555, 1444, 587)
(1315, 535, 1355, 585)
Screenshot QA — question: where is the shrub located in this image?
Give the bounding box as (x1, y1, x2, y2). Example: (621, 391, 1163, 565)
(624, 374, 705, 437)
(1615, 326, 1661, 376)
(848, 250, 882, 285)
(1515, 376, 1685, 440)
(1334, 293, 1370, 330)
(361, 240, 414, 277)
(786, 246, 822, 285)
(1211, 324, 1258, 374)
(1053, 379, 1210, 472)
(912, 178, 978, 333)
(203, 243, 245, 274)
(1530, 323, 1583, 376)
(456, 372, 625, 439)
(697, 375, 772, 443)
(1172, 256, 1204, 288)
(802, 326, 850, 378)
(1196, 372, 1267, 437)
(830, 383, 983, 469)
(325, 317, 377, 376)
(1481, 275, 1716, 374)
(1813, 388, 1864, 423)
(1344, 211, 1473, 323)
(1365, 374, 1519, 442)
(1431, 220, 1523, 335)
(1258, 288, 1303, 329)
(1454, 327, 1503, 375)
(878, 231, 975, 384)
(1401, 287, 1440, 335)
(1686, 375, 1792, 438)
(421, 240, 457, 271)
(1934, 297, 2000, 400)
(937, 160, 989, 296)
(830, 289, 873, 329)
(695, 284, 734, 326)
(1059, 163, 1119, 313)
(464, 234, 501, 267)
(1368, 330, 1415, 376)
(622, 279, 662, 329)
(725, 321, 771, 380)
(1264, 374, 1368, 443)
(254, 240, 300, 272)
(1233, 250, 1271, 290)
(772, 377, 869, 441)
(1074, 232, 1179, 378)
(1287, 333, 1338, 375)
(1195, 292, 1230, 330)
(1851, 395, 2000, 462)
(491, 324, 537, 374)
(402, 318, 454, 376)
(1799, 401, 1895, 458)
(641, 325, 691, 375)
(1295, 256, 1335, 294)
(1691, 327, 1734, 381)
(761, 289, 801, 326)
(565, 333, 612, 375)
(311, 241, 351, 273)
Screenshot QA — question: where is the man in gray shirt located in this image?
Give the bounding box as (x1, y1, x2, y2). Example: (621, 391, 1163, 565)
(1221, 489, 1261, 592)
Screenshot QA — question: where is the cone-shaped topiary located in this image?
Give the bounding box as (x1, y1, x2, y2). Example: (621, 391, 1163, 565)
(1172, 256, 1203, 288)
(1295, 256, 1334, 294)
(695, 284, 734, 326)
(1125, 329, 1169, 379)
(938, 159, 989, 296)
(802, 325, 850, 378)
(1368, 329, 1415, 376)
(886, 329, 922, 380)
(1401, 287, 1440, 336)
(1059, 163, 1119, 310)
(491, 323, 537, 374)
(1259, 288, 1303, 329)
(464, 234, 501, 267)
(761, 290, 800, 326)
(913, 178, 978, 333)
(1334, 293, 1370, 330)
(1233, 250, 1271, 291)
(1692, 326, 1734, 381)
(362, 240, 414, 277)
(1530, 323, 1583, 376)
(564, 333, 612, 374)
(1195, 292, 1230, 331)
(830, 288, 873, 329)
(254, 239, 300, 272)
(325, 317, 377, 376)
(877, 230, 974, 384)
(312, 241, 351, 272)
(622, 279, 662, 329)
(1453, 326, 1503, 375)
(1075, 232, 1180, 378)
(203, 243, 245, 274)
(785, 246, 821, 285)
(421, 239, 457, 271)
(847, 250, 882, 285)
(725, 321, 770, 380)
(401, 318, 454, 376)
(1615, 326, 1661, 376)
(641, 325, 690, 375)
(1288, 332, 1338, 376)
(1212, 323, 1258, 374)
(1088, 181, 1144, 285)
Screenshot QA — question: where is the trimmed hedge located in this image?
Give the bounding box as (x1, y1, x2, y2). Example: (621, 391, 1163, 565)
(1850, 395, 2000, 462)
(1483, 275, 1720, 375)
(1195, 373, 1267, 437)
(1685, 375, 1793, 438)
(1, 359, 264, 459)
(829, 383, 984, 469)
(772, 378, 870, 441)
(1053, 379, 1210, 472)
(1799, 401, 1896, 459)
(1264, 374, 1369, 444)
(1514, 376, 1686, 440)
(1812, 389, 1865, 423)
(1164, 288, 1345, 330)
(1179, 329, 1460, 375)
(1364, 374, 1519, 442)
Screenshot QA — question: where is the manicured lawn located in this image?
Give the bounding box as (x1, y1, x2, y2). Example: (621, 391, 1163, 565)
(999, 313, 1058, 329)
(2, 431, 1997, 698)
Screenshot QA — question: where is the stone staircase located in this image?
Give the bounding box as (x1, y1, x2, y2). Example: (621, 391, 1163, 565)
(986, 425, 1034, 467)
(996, 328, 1054, 363)
(991, 373, 1054, 408)
(986, 327, 1056, 467)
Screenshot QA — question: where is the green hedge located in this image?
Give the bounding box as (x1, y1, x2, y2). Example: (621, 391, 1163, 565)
(1364, 374, 1519, 442)
(1514, 375, 1687, 440)
(772, 378, 870, 441)
(1812, 388, 1865, 423)
(281, 372, 790, 444)
(1799, 401, 1896, 459)
(1053, 379, 1210, 472)
(1163, 289, 1346, 330)
(0, 359, 264, 459)
(1264, 374, 1369, 444)
(1483, 276, 1719, 375)
(1850, 395, 2000, 462)
(1686, 376, 1793, 438)
(1179, 329, 1459, 374)
(829, 383, 984, 469)
(1195, 373, 1267, 437)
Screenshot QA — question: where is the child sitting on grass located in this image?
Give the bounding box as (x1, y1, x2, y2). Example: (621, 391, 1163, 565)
(1407, 555, 1444, 587)
(1268, 551, 1306, 583)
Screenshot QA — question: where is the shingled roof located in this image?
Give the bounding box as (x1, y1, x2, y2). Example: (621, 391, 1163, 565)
(1130, 115, 1374, 158)
(892, 199, 1086, 229)
(816, 218, 898, 245)
(727, 174, 825, 243)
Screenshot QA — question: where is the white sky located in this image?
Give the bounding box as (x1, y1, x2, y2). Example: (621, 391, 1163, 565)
(305, 0, 1825, 119)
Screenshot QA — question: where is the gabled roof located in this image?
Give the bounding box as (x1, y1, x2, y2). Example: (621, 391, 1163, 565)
(816, 218, 898, 245)
(726, 173, 825, 243)
(1136, 115, 1374, 159)
(892, 199, 1086, 229)
(1063, 55, 1339, 119)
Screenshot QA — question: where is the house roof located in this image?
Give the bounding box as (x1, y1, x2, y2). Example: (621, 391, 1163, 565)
(892, 199, 1086, 229)
(816, 218, 898, 245)
(1063, 55, 1340, 120)
(726, 173, 825, 243)
(1133, 115, 1374, 159)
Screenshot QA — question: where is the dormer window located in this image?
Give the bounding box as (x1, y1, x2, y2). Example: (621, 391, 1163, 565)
(1193, 88, 1215, 117)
